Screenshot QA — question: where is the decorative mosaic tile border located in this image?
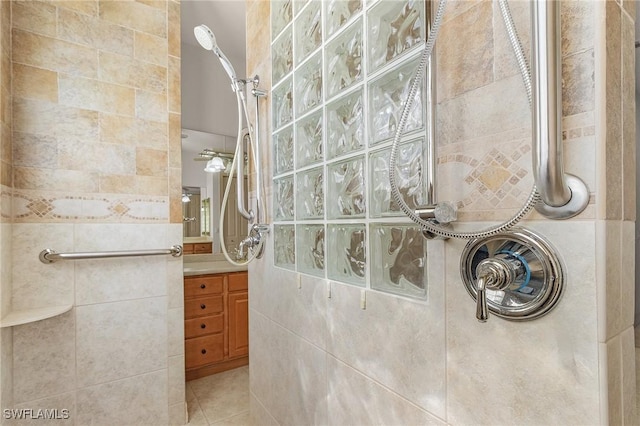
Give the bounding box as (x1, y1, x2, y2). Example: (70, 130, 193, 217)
(4, 189, 169, 223)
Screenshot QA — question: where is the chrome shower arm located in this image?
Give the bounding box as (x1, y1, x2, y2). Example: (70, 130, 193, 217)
(531, 0, 589, 219)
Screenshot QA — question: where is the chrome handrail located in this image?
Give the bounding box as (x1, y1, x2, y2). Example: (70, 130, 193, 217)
(39, 245, 183, 264)
(531, 0, 589, 219)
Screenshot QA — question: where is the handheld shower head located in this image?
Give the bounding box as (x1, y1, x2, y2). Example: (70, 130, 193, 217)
(194, 24, 238, 82)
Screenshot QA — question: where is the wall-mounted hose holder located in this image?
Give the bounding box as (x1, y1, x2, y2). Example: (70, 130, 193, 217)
(460, 228, 564, 322)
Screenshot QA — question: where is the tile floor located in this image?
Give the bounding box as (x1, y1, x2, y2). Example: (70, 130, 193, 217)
(186, 366, 250, 425)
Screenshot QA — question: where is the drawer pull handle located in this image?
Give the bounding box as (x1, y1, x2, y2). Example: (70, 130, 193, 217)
(200, 304, 206, 309)
(200, 323, 206, 329)
(201, 349, 207, 355)
(200, 284, 206, 289)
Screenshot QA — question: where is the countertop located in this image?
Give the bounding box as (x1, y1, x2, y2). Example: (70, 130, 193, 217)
(183, 253, 248, 276)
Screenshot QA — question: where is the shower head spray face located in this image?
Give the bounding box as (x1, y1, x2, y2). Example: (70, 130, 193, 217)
(194, 24, 238, 82)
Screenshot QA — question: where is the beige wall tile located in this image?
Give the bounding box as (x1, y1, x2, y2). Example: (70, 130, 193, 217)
(605, 1, 622, 220)
(436, 2, 493, 102)
(249, 310, 327, 425)
(562, 50, 596, 117)
(493, 0, 530, 82)
(12, 310, 76, 403)
(327, 356, 445, 425)
(75, 257, 167, 305)
(99, 174, 136, 194)
(76, 297, 167, 387)
(1, 123, 11, 164)
(561, 1, 596, 56)
(14, 167, 98, 192)
(12, 63, 58, 103)
(168, 166, 181, 222)
(169, 402, 187, 426)
(621, 327, 637, 424)
(168, 1, 181, 58)
(14, 99, 99, 144)
(11, 1, 58, 38)
(168, 113, 181, 168)
(622, 14, 635, 221)
(11, 392, 76, 425)
(168, 355, 185, 405)
(249, 393, 278, 426)
(168, 55, 180, 113)
(58, 140, 135, 175)
(54, 1, 98, 17)
(99, 0, 167, 38)
(136, 89, 168, 122)
(622, 0, 635, 17)
(76, 369, 168, 425)
(136, 147, 168, 177)
(0, 162, 12, 187)
(135, 31, 168, 66)
(607, 334, 623, 425)
(99, 51, 167, 93)
(0, 0, 10, 55)
(136, 175, 169, 196)
(167, 307, 184, 357)
(58, 7, 134, 56)
(12, 29, 98, 78)
(99, 113, 136, 145)
(12, 132, 57, 169)
(59, 74, 135, 116)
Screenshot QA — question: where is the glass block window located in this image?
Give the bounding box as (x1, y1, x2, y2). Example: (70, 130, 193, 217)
(271, 0, 428, 300)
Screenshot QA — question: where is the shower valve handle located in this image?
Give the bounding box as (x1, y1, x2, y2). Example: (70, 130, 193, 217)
(474, 256, 523, 322)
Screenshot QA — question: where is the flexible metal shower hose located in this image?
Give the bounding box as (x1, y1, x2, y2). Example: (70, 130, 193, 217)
(388, 0, 541, 239)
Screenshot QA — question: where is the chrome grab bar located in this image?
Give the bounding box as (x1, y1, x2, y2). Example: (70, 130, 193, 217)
(531, 0, 589, 219)
(39, 245, 183, 264)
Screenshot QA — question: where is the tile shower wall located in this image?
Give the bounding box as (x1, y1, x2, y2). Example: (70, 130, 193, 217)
(0, 0, 13, 416)
(2, 1, 185, 424)
(248, 0, 636, 425)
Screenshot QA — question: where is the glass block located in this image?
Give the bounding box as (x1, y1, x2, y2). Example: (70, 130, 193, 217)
(325, 18, 363, 99)
(369, 138, 424, 217)
(295, 109, 323, 168)
(294, 0, 322, 64)
(272, 27, 293, 85)
(327, 224, 366, 286)
(327, 155, 365, 218)
(273, 125, 294, 175)
(326, 87, 364, 159)
(272, 76, 293, 131)
(274, 176, 294, 220)
(368, 55, 423, 145)
(293, 0, 310, 16)
(272, 0, 293, 41)
(296, 224, 325, 276)
(370, 223, 426, 299)
(296, 167, 324, 219)
(324, 0, 363, 38)
(367, 0, 424, 73)
(294, 52, 322, 115)
(274, 225, 296, 269)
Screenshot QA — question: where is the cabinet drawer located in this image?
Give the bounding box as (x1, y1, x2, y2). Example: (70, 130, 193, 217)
(185, 334, 224, 368)
(185, 296, 223, 319)
(194, 243, 212, 254)
(184, 275, 224, 298)
(182, 243, 194, 254)
(185, 314, 224, 339)
(228, 272, 248, 292)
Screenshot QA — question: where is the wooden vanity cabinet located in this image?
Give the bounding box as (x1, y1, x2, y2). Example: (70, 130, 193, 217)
(184, 271, 248, 380)
(182, 242, 213, 254)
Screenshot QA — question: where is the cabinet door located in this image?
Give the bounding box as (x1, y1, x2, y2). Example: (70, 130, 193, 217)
(228, 291, 248, 359)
